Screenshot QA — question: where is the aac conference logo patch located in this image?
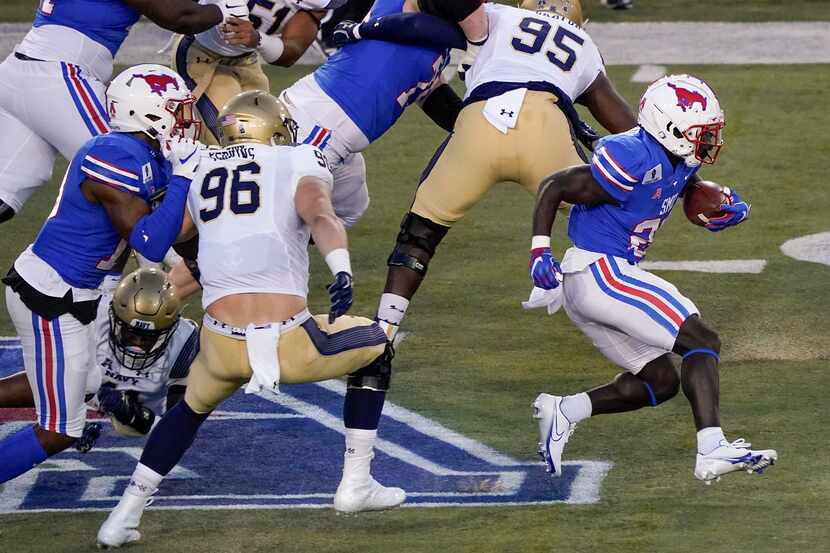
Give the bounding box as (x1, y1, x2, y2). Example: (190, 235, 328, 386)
(0, 337, 611, 513)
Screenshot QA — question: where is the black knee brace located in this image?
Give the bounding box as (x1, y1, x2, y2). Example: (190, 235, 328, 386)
(347, 342, 395, 392)
(387, 212, 449, 276)
(0, 200, 15, 224)
(418, 0, 481, 22)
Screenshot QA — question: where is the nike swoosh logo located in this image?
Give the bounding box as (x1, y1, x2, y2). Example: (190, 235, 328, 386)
(179, 149, 197, 165)
(142, 233, 149, 243)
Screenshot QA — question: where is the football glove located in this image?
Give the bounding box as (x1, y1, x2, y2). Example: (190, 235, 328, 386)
(327, 271, 353, 323)
(529, 247, 563, 290)
(74, 422, 102, 454)
(332, 20, 362, 47)
(218, 0, 249, 21)
(575, 119, 601, 151)
(705, 187, 750, 232)
(97, 386, 156, 435)
(458, 39, 485, 82)
(163, 138, 201, 181)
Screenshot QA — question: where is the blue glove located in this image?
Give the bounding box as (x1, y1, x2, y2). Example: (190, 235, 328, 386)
(98, 385, 155, 434)
(706, 187, 750, 232)
(529, 248, 563, 290)
(332, 20, 363, 47)
(327, 271, 353, 323)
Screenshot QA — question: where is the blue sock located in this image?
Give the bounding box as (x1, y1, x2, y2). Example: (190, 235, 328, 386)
(139, 401, 209, 476)
(343, 389, 386, 430)
(0, 426, 48, 483)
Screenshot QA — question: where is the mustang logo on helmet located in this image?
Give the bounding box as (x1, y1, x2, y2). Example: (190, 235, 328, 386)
(127, 73, 180, 96)
(667, 83, 708, 112)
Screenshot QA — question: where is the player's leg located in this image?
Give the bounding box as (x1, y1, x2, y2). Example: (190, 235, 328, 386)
(98, 328, 245, 547)
(330, 153, 370, 229)
(379, 102, 507, 340)
(672, 315, 776, 482)
(0, 288, 94, 482)
(278, 315, 403, 512)
(173, 36, 225, 145)
(0, 372, 35, 407)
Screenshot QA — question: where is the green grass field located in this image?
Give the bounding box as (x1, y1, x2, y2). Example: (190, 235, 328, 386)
(2, 0, 829, 22)
(1, 60, 829, 552)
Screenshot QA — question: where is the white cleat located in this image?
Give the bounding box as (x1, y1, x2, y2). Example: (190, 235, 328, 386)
(96, 492, 151, 549)
(694, 438, 778, 484)
(532, 393, 576, 477)
(333, 477, 406, 513)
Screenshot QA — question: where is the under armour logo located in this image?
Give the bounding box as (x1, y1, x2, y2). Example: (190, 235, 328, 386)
(500, 109, 515, 118)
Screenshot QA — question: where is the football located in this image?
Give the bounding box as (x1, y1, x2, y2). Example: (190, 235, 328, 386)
(683, 180, 728, 226)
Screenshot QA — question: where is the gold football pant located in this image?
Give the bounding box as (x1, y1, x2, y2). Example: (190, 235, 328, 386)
(172, 35, 271, 145)
(185, 312, 387, 414)
(412, 90, 586, 226)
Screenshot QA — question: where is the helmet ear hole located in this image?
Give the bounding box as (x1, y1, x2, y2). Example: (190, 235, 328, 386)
(672, 127, 684, 139)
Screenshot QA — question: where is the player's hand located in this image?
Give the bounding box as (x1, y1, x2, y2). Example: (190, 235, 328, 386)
(575, 120, 601, 151)
(223, 17, 260, 48)
(97, 385, 132, 420)
(327, 271, 353, 323)
(163, 138, 201, 181)
(705, 187, 750, 232)
(529, 247, 563, 290)
(74, 422, 102, 454)
(332, 20, 363, 47)
(218, 0, 249, 21)
(458, 40, 484, 82)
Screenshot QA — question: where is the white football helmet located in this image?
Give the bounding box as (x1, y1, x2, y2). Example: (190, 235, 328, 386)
(638, 74, 724, 167)
(106, 64, 199, 141)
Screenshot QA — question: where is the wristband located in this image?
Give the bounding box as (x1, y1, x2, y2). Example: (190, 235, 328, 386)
(352, 23, 363, 40)
(258, 34, 285, 64)
(324, 248, 352, 276)
(531, 235, 551, 250)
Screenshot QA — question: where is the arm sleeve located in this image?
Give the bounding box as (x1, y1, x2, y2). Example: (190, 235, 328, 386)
(420, 83, 463, 133)
(128, 176, 190, 262)
(80, 146, 145, 196)
(359, 13, 467, 50)
(589, 136, 646, 204)
(290, 144, 335, 195)
(168, 320, 200, 385)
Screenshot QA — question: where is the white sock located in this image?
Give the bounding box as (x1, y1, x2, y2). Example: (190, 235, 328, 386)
(560, 393, 592, 424)
(697, 427, 726, 455)
(127, 463, 163, 497)
(376, 294, 409, 340)
(342, 428, 377, 482)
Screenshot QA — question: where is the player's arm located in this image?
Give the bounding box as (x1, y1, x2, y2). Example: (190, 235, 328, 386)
(528, 166, 617, 290)
(420, 83, 463, 132)
(332, 12, 467, 50)
(169, 259, 203, 299)
(295, 165, 354, 322)
(577, 73, 638, 138)
(123, 0, 246, 35)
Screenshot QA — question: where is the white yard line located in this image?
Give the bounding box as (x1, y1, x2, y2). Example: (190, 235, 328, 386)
(639, 259, 768, 274)
(1, 22, 828, 67)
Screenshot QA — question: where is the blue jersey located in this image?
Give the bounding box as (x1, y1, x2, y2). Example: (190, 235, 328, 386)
(33, 0, 140, 57)
(313, 0, 450, 142)
(32, 133, 171, 289)
(568, 127, 700, 262)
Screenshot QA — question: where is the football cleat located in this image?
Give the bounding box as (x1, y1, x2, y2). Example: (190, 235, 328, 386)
(96, 492, 151, 548)
(694, 438, 778, 484)
(333, 477, 406, 513)
(532, 393, 576, 477)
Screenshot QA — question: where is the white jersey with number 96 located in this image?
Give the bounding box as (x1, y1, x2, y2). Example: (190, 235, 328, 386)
(187, 143, 333, 309)
(464, 3, 605, 104)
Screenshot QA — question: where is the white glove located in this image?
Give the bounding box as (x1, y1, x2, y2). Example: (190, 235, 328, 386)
(458, 40, 484, 82)
(163, 139, 202, 180)
(217, 0, 249, 21)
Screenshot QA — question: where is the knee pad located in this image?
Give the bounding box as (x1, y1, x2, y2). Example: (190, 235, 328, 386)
(0, 200, 15, 224)
(347, 342, 394, 392)
(387, 212, 449, 276)
(418, 0, 481, 22)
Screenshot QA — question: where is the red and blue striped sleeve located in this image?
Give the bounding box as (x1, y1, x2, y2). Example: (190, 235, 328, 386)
(590, 136, 645, 203)
(80, 145, 144, 196)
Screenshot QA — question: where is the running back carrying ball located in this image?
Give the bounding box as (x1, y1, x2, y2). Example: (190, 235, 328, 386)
(683, 180, 729, 226)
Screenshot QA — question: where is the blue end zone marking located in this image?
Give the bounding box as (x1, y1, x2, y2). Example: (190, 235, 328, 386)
(0, 337, 612, 512)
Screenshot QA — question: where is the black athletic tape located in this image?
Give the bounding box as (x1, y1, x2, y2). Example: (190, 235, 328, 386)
(388, 251, 428, 275)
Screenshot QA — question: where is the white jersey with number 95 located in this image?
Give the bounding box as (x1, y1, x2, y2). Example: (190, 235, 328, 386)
(464, 3, 605, 104)
(187, 143, 333, 309)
